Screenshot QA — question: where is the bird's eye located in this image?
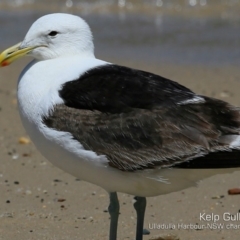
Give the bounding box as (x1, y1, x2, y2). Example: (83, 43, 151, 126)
(48, 31, 58, 37)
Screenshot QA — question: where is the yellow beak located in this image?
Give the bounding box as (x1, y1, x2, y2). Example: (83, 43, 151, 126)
(0, 42, 36, 67)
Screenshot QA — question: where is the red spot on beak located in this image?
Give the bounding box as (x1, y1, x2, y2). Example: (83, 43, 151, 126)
(1, 61, 9, 67)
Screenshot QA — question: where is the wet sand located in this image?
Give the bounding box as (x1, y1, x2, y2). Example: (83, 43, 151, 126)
(1, 59, 240, 240)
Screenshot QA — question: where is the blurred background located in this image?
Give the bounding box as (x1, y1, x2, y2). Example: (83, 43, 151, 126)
(1, 2, 240, 240)
(0, 0, 240, 66)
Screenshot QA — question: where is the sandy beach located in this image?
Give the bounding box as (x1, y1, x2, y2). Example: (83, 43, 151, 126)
(1, 2, 240, 240)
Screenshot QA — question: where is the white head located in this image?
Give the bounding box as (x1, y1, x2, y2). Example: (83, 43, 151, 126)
(24, 13, 95, 59)
(0, 13, 95, 66)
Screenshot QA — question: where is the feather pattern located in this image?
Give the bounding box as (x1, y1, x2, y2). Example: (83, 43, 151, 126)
(43, 65, 240, 171)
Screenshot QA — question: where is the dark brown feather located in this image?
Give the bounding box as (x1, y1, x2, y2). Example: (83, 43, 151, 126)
(43, 65, 240, 171)
(43, 97, 240, 171)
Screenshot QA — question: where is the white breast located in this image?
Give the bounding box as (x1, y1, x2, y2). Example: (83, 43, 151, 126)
(17, 56, 110, 173)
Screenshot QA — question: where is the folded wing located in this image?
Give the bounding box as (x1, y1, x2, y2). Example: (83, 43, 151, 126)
(43, 64, 240, 171)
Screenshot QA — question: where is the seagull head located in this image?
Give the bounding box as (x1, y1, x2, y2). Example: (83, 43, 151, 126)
(0, 13, 95, 66)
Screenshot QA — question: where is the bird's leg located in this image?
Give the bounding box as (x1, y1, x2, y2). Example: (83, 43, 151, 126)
(108, 192, 120, 240)
(133, 196, 147, 240)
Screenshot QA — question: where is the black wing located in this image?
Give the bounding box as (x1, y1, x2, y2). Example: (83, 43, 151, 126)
(43, 64, 240, 171)
(59, 64, 197, 113)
